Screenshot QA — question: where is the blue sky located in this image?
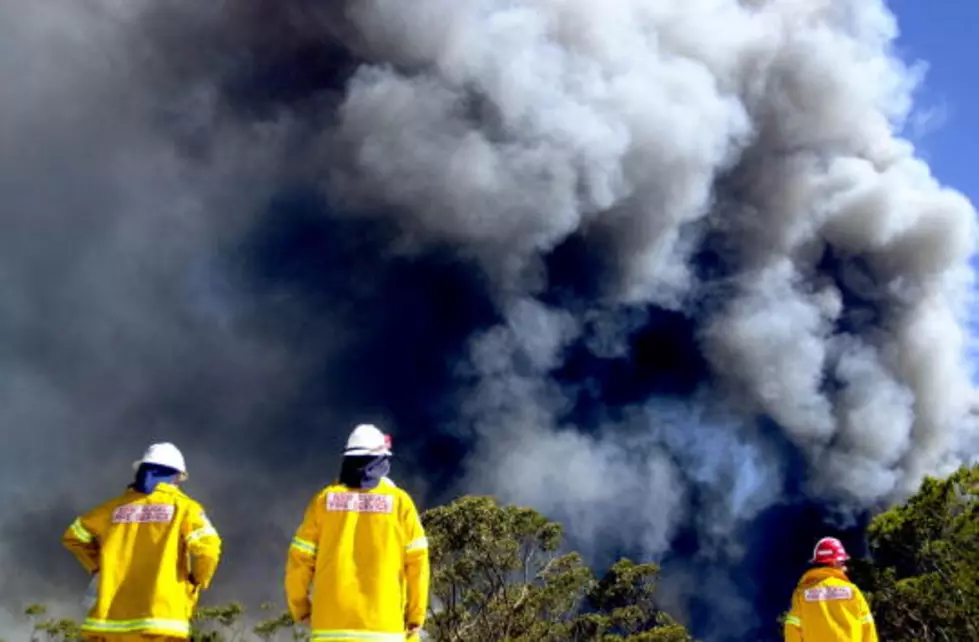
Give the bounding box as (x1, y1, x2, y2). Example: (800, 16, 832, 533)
(888, 0, 978, 207)
(886, 0, 979, 372)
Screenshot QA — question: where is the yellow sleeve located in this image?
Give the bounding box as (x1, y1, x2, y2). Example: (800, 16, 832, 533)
(182, 503, 222, 590)
(62, 509, 102, 575)
(783, 593, 803, 642)
(285, 494, 320, 623)
(856, 590, 877, 642)
(401, 492, 430, 628)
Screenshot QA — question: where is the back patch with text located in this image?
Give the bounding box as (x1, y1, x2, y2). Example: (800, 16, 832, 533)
(804, 586, 853, 602)
(112, 503, 175, 524)
(326, 492, 394, 514)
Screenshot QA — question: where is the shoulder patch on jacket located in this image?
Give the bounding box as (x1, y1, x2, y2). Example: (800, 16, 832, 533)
(804, 585, 854, 602)
(112, 503, 175, 524)
(326, 491, 394, 514)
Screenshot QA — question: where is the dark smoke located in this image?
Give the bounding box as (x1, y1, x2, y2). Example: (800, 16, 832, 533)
(1, 1, 977, 640)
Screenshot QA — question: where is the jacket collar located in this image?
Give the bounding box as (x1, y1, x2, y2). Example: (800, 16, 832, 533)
(799, 566, 849, 587)
(127, 481, 181, 496)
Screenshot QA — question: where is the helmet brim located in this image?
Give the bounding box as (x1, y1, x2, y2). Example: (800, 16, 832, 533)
(343, 449, 393, 457)
(133, 459, 189, 481)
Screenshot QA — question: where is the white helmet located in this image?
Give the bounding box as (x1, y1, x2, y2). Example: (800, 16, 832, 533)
(132, 442, 188, 480)
(344, 424, 392, 457)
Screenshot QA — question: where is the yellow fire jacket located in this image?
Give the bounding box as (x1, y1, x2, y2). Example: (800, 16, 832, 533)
(285, 477, 430, 641)
(784, 567, 878, 642)
(62, 482, 222, 639)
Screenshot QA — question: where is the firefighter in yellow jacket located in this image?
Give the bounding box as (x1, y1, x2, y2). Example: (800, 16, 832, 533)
(784, 537, 878, 642)
(285, 423, 430, 641)
(62, 442, 222, 641)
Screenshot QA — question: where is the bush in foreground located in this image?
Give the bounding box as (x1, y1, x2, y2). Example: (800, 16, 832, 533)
(850, 463, 979, 641)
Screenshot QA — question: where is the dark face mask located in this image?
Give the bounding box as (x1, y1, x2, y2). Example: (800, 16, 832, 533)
(132, 463, 179, 494)
(339, 455, 391, 490)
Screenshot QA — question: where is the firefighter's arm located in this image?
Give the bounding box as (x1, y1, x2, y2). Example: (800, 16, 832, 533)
(782, 594, 803, 642)
(62, 510, 101, 574)
(182, 504, 222, 590)
(402, 494, 430, 629)
(856, 591, 878, 642)
(285, 494, 320, 623)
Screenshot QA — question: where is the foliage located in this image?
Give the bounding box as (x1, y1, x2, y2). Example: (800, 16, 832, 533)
(849, 463, 979, 642)
(32, 495, 692, 641)
(190, 601, 301, 642)
(21, 600, 297, 642)
(251, 603, 304, 642)
(24, 604, 83, 642)
(423, 495, 693, 641)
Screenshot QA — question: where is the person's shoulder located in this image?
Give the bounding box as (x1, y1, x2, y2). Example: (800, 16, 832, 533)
(379, 476, 406, 496)
(833, 575, 866, 597)
(86, 487, 169, 519)
(315, 482, 351, 505)
(318, 478, 415, 504)
(824, 574, 859, 589)
(321, 481, 346, 495)
(380, 477, 421, 506)
(88, 490, 135, 515)
(163, 485, 205, 512)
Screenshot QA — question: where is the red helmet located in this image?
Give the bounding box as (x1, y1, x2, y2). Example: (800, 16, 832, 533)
(811, 537, 850, 564)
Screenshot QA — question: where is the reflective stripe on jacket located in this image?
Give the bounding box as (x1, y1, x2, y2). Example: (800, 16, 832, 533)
(285, 477, 430, 640)
(784, 567, 878, 642)
(62, 482, 222, 640)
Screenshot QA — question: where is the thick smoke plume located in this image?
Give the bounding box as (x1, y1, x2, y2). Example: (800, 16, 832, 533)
(1, 0, 976, 639)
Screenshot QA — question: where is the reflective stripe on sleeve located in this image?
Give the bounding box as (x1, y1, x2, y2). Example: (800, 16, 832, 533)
(860, 614, 874, 623)
(81, 617, 190, 636)
(186, 526, 218, 543)
(784, 615, 801, 627)
(311, 630, 406, 641)
(70, 518, 94, 544)
(291, 536, 317, 556)
(405, 536, 428, 552)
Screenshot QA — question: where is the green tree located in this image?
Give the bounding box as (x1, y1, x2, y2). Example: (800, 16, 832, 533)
(25, 604, 83, 642)
(423, 495, 693, 641)
(191, 602, 304, 641)
(851, 463, 979, 641)
(190, 602, 246, 641)
(575, 559, 693, 641)
(252, 602, 303, 642)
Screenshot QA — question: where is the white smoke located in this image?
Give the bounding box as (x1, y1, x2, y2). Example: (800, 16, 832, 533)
(330, 0, 977, 498)
(324, 0, 979, 631)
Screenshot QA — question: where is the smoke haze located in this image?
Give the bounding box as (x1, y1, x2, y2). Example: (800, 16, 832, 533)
(1, 0, 976, 639)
